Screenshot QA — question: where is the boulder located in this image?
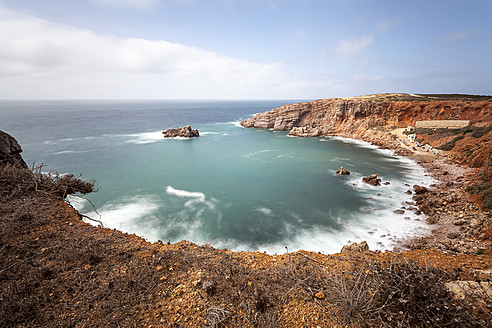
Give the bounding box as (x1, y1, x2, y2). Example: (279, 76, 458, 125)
(362, 174, 381, 186)
(340, 241, 369, 253)
(413, 185, 428, 194)
(163, 126, 199, 138)
(288, 126, 320, 137)
(0, 130, 27, 168)
(336, 167, 350, 175)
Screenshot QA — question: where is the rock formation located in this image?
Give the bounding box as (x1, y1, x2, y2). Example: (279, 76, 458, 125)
(0, 130, 27, 168)
(240, 95, 492, 168)
(336, 167, 350, 175)
(163, 126, 199, 138)
(362, 174, 381, 186)
(341, 241, 369, 253)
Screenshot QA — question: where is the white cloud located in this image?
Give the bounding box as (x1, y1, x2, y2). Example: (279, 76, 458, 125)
(92, 0, 161, 9)
(0, 7, 290, 99)
(334, 35, 373, 58)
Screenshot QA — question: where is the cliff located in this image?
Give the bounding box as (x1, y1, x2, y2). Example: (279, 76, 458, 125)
(0, 130, 27, 168)
(241, 94, 492, 172)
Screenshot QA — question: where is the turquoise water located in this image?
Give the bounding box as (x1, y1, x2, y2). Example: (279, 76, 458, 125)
(0, 100, 433, 253)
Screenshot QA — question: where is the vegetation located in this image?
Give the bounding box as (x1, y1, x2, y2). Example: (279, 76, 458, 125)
(437, 135, 465, 151)
(0, 164, 95, 201)
(467, 182, 492, 210)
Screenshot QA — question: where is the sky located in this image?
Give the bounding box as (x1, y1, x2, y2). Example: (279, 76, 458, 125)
(0, 0, 491, 99)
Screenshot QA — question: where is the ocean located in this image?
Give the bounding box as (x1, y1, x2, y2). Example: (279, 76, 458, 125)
(0, 100, 433, 253)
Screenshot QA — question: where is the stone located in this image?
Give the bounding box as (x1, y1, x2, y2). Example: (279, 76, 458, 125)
(413, 185, 428, 194)
(340, 241, 369, 253)
(163, 125, 199, 138)
(426, 216, 438, 224)
(336, 167, 350, 175)
(445, 281, 492, 300)
(362, 174, 381, 186)
(0, 130, 27, 168)
(202, 280, 215, 295)
(394, 209, 405, 214)
(453, 219, 467, 226)
(289, 126, 320, 137)
(447, 232, 460, 239)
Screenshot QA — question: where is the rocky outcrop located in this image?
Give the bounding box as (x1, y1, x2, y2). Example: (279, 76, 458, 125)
(362, 174, 381, 186)
(0, 130, 27, 168)
(163, 126, 199, 138)
(341, 241, 369, 253)
(336, 167, 350, 175)
(240, 96, 492, 168)
(289, 126, 320, 137)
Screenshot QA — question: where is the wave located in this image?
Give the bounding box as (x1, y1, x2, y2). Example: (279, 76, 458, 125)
(126, 131, 163, 144)
(72, 195, 162, 241)
(166, 186, 205, 199)
(256, 207, 273, 216)
(53, 150, 89, 155)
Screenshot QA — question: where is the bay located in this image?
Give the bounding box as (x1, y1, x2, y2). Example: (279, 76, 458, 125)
(0, 100, 432, 253)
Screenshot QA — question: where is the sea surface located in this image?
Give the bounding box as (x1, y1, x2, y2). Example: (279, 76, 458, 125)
(0, 100, 433, 253)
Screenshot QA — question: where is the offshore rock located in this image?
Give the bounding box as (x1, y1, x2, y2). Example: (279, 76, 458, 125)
(163, 126, 199, 138)
(0, 130, 28, 168)
(362, 174, 381, 186)
(336, 167, 350, 175)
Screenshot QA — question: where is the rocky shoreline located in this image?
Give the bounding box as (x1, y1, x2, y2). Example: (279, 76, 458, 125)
(241, 95, 492, 256)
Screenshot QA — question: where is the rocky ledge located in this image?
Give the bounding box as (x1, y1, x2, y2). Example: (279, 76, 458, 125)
(163, 125, 199, 138)
(0, 130, 27, 168)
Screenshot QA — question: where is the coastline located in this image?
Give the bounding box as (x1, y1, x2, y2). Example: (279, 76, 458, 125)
(318, 132, 490, 255)
(239, 95, 492, 256)
(2, 103, 492, 326)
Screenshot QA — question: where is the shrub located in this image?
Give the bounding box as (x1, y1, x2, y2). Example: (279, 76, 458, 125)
(0, 164, 95, 200)
(437, 135, 465, 151)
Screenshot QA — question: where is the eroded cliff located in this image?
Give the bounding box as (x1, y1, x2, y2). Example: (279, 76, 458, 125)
(241, 94, 492, 170)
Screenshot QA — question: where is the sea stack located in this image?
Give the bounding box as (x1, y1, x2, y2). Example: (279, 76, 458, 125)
(336, 167, 350, 175)
(163, 126, 200, 138)
(362, 174, 381, 186)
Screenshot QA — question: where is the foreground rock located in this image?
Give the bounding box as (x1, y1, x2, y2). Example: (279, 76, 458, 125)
(341, 241, 369, 253)
(362, 174, 381, 186)
(163, 126, 199, 138)
(0, 130, 27, 168)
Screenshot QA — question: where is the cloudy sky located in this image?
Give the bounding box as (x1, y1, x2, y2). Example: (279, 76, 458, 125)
(0, 0, 491, 99)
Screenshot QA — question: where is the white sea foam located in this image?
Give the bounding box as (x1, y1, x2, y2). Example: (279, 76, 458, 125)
(231, 120, 243, 128)
(76, 195, 161, 241)
(166, 186, 205, 199)
(126, 131, 163, 144)
(256, 207, 273, 216)
(53, 150, 89, 155)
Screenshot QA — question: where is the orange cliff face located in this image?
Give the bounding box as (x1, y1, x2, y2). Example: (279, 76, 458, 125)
(240, 97, 492, 171)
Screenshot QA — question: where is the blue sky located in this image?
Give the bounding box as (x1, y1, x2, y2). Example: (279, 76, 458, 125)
(0, 0, 490, 99)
